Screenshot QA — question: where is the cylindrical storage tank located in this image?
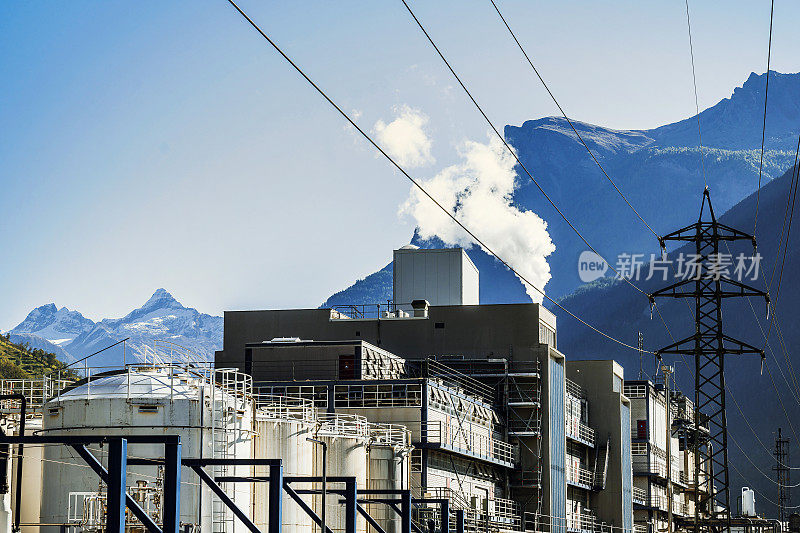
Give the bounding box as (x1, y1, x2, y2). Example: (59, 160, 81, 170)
(367, 424, 411, 533)
(742, 487, 756, 517)
(4, 415, 43, 533)
(39, 366, 253, 533)
(313, 414, 370, 533)
(252, 396, 315, 533)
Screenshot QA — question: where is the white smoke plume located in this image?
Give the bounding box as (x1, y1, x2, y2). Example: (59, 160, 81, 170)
(373, 105, 435, 168)
(399, 134, 555, 302)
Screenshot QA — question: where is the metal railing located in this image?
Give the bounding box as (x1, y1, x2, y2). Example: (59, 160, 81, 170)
(369, 423, 412, 448)
(423, 359, 495, 404)
(316, 412, 371, 439)
(507, 417, 541, 435)
(511, 469, 541, 487)
(566, 417, 596, 446)
(566, 512, 597, 533)
(0, 376, 73, 411)
(420, 420, 514, 465)
(566, 463, 595, 488)
(254, 394, 316, 423)
(632, 486, 647, 505)
(426, 488, 523, 532)
(329, 301, 417, 320)
(566, 379, 586, 399)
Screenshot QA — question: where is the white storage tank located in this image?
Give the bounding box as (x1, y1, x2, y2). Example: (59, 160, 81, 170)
(367, 424, 411, 533)
(253, 396, 316, 533)
(742, 487, 756, 517)
(39, 365, 253, 533)
(314, 414, 370, 533)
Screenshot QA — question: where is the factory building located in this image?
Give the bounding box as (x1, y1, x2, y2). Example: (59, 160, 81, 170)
(0, 346, 412, 533)
(216, 246, 635, 533)
(623, 378, 706, 533)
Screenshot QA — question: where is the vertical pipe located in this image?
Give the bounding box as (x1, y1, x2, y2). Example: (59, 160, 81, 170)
(345, 478, 357, 533)
(269, 461, 283, 533)
(663, 365, 674, 533)
(401, 491, 411, 533)
(107, 438, 128, 533)
(163, 440, 182, 533)
(440, 500, 449, 533)
(455, 510, 464, 533)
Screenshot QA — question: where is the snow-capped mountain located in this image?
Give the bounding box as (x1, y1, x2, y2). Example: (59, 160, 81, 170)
(9, 289, 222, 367)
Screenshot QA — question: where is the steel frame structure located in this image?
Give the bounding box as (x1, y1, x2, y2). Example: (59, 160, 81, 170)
(774, 428, 790, 524)
(0, 434, 182, 533)
(651, 189, 768, 533)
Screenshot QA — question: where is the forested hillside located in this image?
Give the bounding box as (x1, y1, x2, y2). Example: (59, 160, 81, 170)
(0, 334, 77, 380)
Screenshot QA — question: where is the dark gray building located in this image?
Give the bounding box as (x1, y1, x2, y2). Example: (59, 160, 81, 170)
(215, 247, 633, 533)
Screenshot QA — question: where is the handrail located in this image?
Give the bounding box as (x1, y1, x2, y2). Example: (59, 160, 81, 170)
(254, 394, 316, 423)
(420, 420, 514, 465)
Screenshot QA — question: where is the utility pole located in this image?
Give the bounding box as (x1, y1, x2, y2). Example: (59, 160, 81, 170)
(774, 428, 790, 524)
(662, 364, 675, 533)
(650, 188, 768, 533)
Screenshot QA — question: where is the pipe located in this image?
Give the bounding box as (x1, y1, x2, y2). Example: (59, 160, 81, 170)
(308, 438, 328, 533)
(0, 394, 26, 533)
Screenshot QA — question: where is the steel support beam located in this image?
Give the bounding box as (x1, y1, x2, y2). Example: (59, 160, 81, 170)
(106, 439, 127, 533)
(72, 445, 162, 533)
(283, 482, 335, 533)
(163, 440, 181, 533)
(345, 478, 358, 533)
(357, 503, 388, 533)
(401, 491, 412, 533)
(455, 510, 465, 533)
(191, 465, 262, 533)
(269, 461, 283, 533)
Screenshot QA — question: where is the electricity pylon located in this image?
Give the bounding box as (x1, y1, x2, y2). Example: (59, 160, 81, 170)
(774, 428, 790, 524)
(650, 188, 768, 533)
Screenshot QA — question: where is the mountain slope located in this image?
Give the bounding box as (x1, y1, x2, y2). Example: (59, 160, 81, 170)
(324, 71, 800, 305)
(0, 334, 77, 379)
(10, 289, 222, 367)
(553, 163, 800, 517)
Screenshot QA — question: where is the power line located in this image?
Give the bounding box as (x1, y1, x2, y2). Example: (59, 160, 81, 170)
(677, 0, 800, 484)
(399, 0, 652, 298)
(222, 0, 654, 355)
(753, 0, 776, 235)
(683, 0, 707, 189)
(487, 0, 660, 239)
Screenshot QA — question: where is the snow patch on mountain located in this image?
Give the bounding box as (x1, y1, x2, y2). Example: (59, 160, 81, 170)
(10, 289, 222, 367)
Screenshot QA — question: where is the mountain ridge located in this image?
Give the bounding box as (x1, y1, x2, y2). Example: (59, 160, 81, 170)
(9, 289, 222, 367)
(322, 71, 800, 306)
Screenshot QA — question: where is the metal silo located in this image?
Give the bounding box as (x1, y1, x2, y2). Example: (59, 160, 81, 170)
(313, 414, 370, 533)
(252, 395, 316, 533)
(39, 363, 253, 533)
(367, 424, 411, 533)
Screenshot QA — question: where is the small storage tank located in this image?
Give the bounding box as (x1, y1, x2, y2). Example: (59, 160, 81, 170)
(314, 414, 370, 533)
(39, 365, 253, 532)
(253, 396, 316, 533)
(741, 487, 756, 517)
(367, 424, 411, 533)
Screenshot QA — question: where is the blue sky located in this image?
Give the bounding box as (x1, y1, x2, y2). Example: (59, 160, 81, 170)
(2, 0, 799, 328)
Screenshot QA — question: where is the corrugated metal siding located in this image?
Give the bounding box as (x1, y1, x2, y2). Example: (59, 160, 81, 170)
(550, 356, 566, 533)
(621, 402, 633, 531)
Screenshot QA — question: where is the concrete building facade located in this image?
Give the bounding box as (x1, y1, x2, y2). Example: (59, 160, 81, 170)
(623, 379, 704, 533)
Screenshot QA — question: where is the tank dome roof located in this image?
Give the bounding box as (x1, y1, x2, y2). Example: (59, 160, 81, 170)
(51, 369, 200, 402)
